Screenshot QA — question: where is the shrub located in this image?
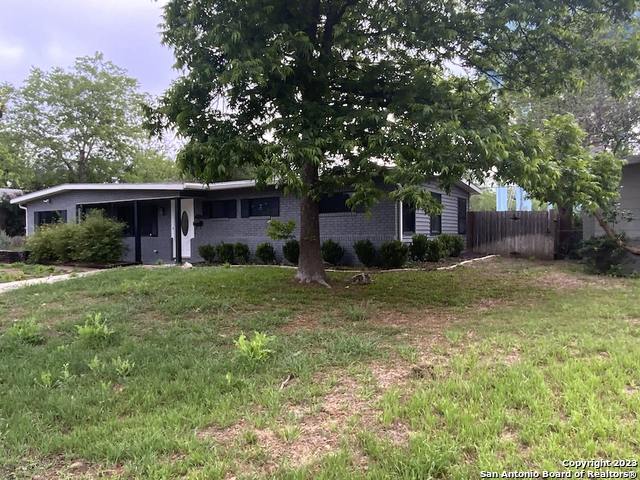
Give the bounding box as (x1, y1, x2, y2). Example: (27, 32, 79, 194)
(198, 244, 216, 264)
(9, 236, 25, 250)
(234, 243, 251, 264)
(234, 331, 275, 362)
(579, 235, 632, 276)
(26, 222, 76, 263)
(321, 239, 344, 265)
(438, 234, 465, 257)
(282, 239, 300, 265)
(379, 240, 409, 269)
(266, 219, 296, 240)
(255, 242, 276, 264)
(5, 318, 45, 345)
(425, 238, 446, 262)
(353, 239, 377, 267)
(409, 234, 430, 261)
(75, 312, 115, 344)
(216, 242, 235, 264)
(0, 230, 10, 249)
(26, 210, 124, 264)
(73, 210, 125, 264)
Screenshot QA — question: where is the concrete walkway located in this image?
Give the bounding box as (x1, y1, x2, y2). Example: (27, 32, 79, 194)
(0, 269, 105, 294)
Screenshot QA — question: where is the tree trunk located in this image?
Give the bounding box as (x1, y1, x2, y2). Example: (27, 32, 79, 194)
(556, 203, 574, 257)
(594, 209, 640, 255)
(295, 162, 329, 286)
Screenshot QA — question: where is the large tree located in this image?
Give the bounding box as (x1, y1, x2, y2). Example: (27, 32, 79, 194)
(150, 0, 640, 284)
(0, 53, 166, 189)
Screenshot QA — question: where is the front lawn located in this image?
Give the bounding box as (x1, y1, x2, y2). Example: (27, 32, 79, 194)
(0, 259, 638, 479)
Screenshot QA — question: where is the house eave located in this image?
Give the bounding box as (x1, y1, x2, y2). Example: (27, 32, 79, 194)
(10, 180, 257, 205)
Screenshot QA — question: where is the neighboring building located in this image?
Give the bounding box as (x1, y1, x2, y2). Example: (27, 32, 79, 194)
(10, 180, 480, 264)
(583, 156, 640, 245)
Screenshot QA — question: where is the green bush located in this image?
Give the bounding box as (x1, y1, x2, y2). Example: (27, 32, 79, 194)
(0, 230, 10, 249)
(438, 234, 465, 257)
(321, 239, 344, 265)
(234, 243, 251, 264)
(379, 240, 409, 269)
(216, 243, 235, 264)
(353, 239, 377, 267)
(409, 234, 429, 261)
(198, 244, 216, 264)
(282, 239, 300, 264)
(26, 210, 124, 264)
(425, 238, 446, 262)
(255, 242, 276, 264)
(73, 211, 125, 264)
(579, 235, 632, 276)
(26, 222, 75, 263)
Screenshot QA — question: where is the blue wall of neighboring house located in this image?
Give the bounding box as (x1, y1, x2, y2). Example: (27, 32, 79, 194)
(21, 184, 471, 265)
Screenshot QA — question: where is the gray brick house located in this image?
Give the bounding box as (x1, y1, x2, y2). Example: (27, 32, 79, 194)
(11, 180, 480, 264)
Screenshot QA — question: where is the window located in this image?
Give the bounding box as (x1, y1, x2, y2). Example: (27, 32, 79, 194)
(430, 192, 442, 235)
(140, 204, 158, 237)
(203, 199, 237, 219)
(35, 210, 67, 227)
(320, 193, 350, 214)
(402, 201, 415, 234)
(241, 197, 280, 217)
(114, 204, 135, 236)
(457, 197, 467, 235)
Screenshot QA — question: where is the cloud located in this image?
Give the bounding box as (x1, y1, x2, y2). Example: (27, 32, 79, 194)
(0, 40, 25, 64)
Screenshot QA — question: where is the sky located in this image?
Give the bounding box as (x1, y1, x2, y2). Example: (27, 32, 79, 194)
(0, 0, 177, 96)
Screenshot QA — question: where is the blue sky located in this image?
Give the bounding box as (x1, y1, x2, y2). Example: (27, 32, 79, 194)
(0, 0, 176, 95)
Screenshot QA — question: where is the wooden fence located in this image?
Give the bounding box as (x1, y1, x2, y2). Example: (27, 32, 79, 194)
(467, 210, 557, 260)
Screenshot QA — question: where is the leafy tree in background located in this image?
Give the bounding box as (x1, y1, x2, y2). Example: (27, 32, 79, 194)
(150, 0, 640, 284)
(0, 53, 176, 189)
(122, 148, 181, 183)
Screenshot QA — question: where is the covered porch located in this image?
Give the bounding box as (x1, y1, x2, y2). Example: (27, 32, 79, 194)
(76, 197, 197, 264)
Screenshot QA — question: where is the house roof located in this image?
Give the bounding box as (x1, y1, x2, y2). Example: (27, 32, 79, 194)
(10, 180, 257, 205)
(11, 178, 480, 205)
(626, 155, 640, 165)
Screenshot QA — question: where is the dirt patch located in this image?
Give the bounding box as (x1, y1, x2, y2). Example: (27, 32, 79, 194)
(534, 271, 624, 290)
(624, 385, 639, 395)
(199, 374, 414, 477)
(25, 456, 123, 480)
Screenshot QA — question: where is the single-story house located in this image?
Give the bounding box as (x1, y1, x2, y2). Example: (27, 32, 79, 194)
(583, 156, 640, 245)
(10, 179, 480, 264)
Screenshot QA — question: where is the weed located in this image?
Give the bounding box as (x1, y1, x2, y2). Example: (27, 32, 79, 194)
(343, 301, 370, 322)
(75, 313, 115, 344)
(234, 331, 275, 362)
(5, 318, 44, 345)
(111, 356, 136, 377)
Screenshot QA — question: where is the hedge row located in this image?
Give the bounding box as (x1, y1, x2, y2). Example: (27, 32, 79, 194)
(199, 234, 464, 269)
(354, 234, 465, 269)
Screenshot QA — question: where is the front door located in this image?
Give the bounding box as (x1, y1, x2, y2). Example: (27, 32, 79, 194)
(172, 199, 195, 259)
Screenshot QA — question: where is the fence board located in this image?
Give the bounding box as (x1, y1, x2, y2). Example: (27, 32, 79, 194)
(468, 211, 557, 260)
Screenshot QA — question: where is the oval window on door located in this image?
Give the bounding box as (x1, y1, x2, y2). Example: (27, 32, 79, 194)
(181, 211, 189, 236)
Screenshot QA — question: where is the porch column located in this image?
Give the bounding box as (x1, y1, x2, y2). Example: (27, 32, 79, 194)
(174, 198, 182, 264)
(133, 201, 142, 264)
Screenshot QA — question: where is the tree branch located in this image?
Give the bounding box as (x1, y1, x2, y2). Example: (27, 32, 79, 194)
(594, 209, 640, 255)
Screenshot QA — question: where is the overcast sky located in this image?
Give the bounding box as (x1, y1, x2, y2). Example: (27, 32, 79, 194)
(0, 0, 176, 95)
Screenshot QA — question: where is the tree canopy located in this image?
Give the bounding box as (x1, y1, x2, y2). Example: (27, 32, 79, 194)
(0, 53, 179, 190)
(151, 0, 640, 282)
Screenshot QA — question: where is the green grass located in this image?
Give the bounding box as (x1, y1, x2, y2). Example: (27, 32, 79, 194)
(0, 262, 71, 283)
(0, 259, 638, 479)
